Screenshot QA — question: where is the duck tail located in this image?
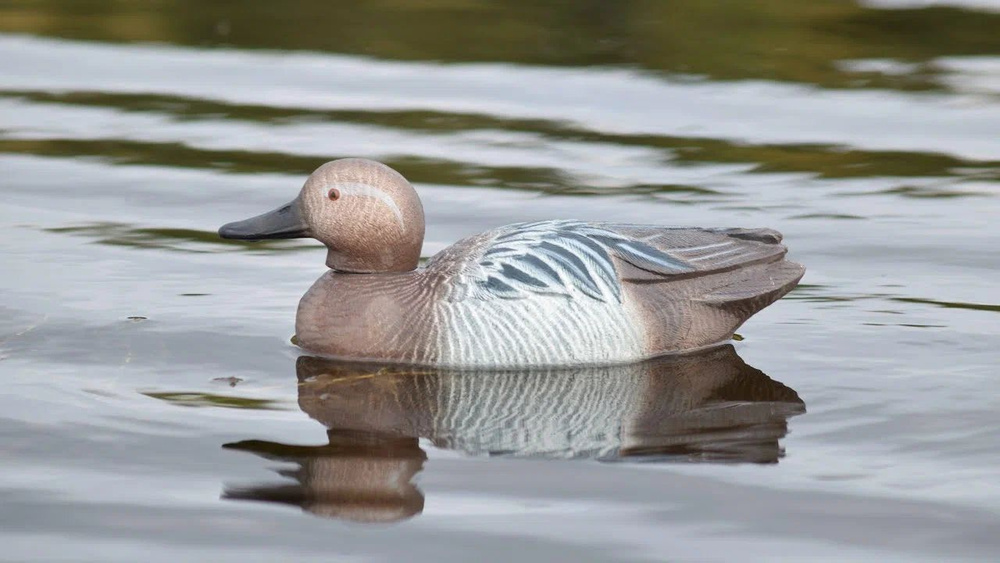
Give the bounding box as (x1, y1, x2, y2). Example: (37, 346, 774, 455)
(696, 259, 805, 318)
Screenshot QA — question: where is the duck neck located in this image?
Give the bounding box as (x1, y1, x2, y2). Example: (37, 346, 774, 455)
(325, 247, 419, 273)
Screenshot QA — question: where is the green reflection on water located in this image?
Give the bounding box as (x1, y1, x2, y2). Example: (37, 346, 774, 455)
(2, 3, 998, 200)
(5, 90, 999, 189)
(784, 286, 999, 315)
(2, 0, 999, 92)
(892, 297, 1000, 314)
(0, 138, 718, 199)
(867, 185, 996, 199)
(46, 222, 315, 253)
(142, 391, 284, 410)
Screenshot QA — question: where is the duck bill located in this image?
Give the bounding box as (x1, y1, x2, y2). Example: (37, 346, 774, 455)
(218, 200, 309, 241)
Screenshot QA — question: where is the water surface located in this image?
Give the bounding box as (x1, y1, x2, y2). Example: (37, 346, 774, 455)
(1, 1, 999, 561)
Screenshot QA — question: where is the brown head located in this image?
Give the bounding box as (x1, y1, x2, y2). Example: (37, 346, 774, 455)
(219, 158, 425, 272)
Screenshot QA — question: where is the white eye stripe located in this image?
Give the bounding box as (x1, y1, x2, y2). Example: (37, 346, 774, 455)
(329, 182, 405, 227)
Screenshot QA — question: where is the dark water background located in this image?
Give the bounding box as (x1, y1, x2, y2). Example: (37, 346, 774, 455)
(1, 1, 999, 561)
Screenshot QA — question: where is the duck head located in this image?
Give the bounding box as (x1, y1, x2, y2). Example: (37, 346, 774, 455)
(219, 158, 425, 273)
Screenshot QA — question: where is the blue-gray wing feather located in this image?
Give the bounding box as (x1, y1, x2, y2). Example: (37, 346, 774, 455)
(461, 221, 696, 302)
(446, 220, 787, 303)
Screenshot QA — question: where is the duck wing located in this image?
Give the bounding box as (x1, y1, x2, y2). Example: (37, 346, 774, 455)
(441, 220, 789, 303)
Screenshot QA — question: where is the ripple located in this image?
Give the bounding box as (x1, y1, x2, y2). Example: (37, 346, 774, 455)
(6, 89, 999, 186)
(892, 296, 1000, 313)
(2, 35, 999, 160)
(44, 223, 314, 254)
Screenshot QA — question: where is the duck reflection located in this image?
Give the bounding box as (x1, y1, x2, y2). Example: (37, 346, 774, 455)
(223, 431, 426, 523)
(222, 345, 804, 522)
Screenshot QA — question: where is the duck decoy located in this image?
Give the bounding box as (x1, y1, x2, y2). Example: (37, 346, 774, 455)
(219, 159, 804, 367)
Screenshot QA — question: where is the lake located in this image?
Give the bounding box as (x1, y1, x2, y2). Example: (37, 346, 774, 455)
(1, 1, 999, 561)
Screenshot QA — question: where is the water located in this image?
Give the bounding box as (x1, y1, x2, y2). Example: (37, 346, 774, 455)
(1, 1, 998, 560)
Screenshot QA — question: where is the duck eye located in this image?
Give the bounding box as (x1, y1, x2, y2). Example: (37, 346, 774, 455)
(327, 188, 341, 201)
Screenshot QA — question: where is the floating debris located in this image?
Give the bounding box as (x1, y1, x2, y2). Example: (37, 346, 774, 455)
(213, 376, 244, 387)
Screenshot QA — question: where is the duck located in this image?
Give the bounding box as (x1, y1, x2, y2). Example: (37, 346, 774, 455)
(219, 158, 804, 367)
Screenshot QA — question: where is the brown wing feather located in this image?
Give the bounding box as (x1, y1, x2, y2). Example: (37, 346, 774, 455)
(596, 224, 789, 281)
